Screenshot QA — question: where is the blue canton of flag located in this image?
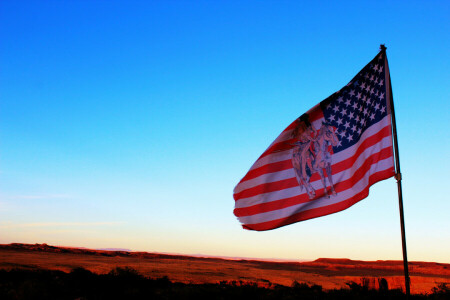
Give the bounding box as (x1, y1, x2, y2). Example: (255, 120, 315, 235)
(321, 52, 387, 153)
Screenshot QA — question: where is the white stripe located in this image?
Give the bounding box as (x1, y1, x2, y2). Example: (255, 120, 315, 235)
(238, 157, 393, 225)
(234, 116, 392, 195)
(234, 168, 297, 196)
(246, 151, 292, 172)
(234, 139, 393, 209)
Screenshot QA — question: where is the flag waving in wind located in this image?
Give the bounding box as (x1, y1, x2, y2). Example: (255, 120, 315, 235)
(233, 48, 395, 231)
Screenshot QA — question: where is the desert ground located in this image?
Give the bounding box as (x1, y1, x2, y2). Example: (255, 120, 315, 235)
(0, 243, 448, 294)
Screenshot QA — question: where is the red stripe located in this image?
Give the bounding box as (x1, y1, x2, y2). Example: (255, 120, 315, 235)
(308, 105, 325, 122)
(277, 106, 324, 133)
(234, 124, 392, 200)
(283, 120, 299, 132)
(238, 160, 293, 184)
(258, 138, 296, 159)
(234, 146, 393, 217)
(235, 177, 298, 201)
(242, 168, 395, 231)
(256, 108, 325, 160)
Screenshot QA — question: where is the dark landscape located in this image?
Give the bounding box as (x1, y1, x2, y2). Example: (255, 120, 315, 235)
(0, 243, 448, 299)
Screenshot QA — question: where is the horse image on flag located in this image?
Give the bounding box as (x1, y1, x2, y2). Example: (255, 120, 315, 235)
(291, 115, 317, 199)
(313, 122, 339, 198)
(291, 115, 339, 199)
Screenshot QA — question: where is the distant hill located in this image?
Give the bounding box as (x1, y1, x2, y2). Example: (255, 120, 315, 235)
(0, 243, 448, 294)
(98, 248, 132, 252)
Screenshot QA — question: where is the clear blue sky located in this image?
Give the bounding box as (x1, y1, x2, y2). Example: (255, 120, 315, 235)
(1, 0, 449, 263)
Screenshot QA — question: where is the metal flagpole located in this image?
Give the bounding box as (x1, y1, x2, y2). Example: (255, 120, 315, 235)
(381, 44, 411, 297)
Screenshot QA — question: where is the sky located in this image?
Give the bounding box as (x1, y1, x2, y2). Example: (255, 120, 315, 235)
(1, 1, 449, 263)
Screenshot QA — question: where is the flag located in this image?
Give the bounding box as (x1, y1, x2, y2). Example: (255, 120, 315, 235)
(233, 49, 395, 231)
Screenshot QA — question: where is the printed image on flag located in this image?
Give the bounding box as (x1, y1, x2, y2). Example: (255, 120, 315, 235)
(233, 50, 395, 231)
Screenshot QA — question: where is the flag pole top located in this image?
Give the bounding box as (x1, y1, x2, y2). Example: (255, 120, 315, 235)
(380, 44, 387, 52)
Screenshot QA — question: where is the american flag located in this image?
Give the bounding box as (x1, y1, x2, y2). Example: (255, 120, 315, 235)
(233, 49, 395, 231)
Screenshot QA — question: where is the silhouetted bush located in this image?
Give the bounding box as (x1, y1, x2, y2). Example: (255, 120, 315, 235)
(0, 267, 447, 300)
(108, 266, 141, 278)
(430, 283, 450, 300)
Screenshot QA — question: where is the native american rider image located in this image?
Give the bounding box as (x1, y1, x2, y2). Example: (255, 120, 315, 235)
(291, 114, 339, 199)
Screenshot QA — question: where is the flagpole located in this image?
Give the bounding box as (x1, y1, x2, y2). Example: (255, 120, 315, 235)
(381, 44, 411, 297)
